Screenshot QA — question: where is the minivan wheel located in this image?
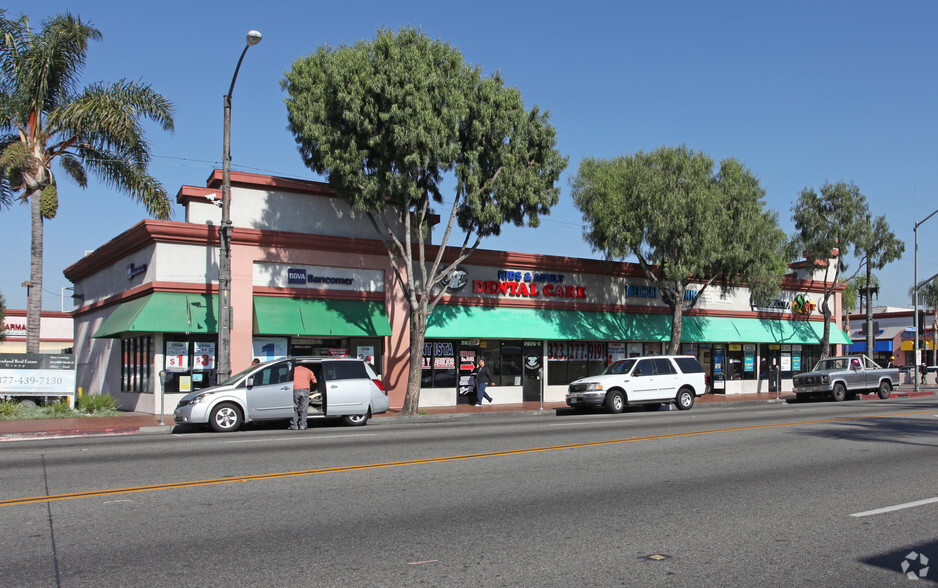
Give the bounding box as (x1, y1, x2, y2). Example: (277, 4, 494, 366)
(209, 403, 243, 432)
(343, 410, 371, 426)
(605, 391, 625, 414)
(675, 388, 695, 410)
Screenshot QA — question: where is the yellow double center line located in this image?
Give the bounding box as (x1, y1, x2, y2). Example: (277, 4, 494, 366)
(2, 409, 935, 507)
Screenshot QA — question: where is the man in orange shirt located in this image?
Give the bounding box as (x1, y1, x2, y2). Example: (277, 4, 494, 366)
(290, 364, 317, 430)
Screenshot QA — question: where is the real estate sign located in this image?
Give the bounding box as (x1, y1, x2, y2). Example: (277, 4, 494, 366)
(0, 353, 76, 397)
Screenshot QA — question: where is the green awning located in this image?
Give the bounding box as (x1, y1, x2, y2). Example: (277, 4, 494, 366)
(426, 306, 670, 341)
(426, 305, 851, 345)
(253, 296, 391, 337)
(93, 293, 218, 338)
(697, 316, 853, 345)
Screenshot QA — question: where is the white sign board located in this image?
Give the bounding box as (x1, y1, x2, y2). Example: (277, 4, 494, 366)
(0, 353, 76, 396)
(165, 341, 190, 372)
(193, 342, 216, 371)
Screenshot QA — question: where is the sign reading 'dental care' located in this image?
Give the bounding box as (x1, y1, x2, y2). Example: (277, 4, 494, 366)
(0, 353, 76, 396)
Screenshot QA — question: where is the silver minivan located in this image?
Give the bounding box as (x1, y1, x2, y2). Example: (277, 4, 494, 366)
(173, 357, 390, 432)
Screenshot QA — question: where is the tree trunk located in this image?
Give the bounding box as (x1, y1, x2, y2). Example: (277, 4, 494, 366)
(27, 191, 43, 354)
(400, 305, 427, 416)
(821, 303, 832, 358)
(668, 296, 683, 355)
(666, 283, 685, 355)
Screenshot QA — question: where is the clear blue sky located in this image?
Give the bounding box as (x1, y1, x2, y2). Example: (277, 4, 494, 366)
(5, 0, 938, 312)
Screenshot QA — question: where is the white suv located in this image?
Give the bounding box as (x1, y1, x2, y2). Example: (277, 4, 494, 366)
(174, 357, 389, 432)
(566, 355, 708, 412)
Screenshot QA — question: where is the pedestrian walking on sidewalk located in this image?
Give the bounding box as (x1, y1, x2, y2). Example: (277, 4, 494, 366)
(475, 358, 494, 406)
(290, 364, 317, 429)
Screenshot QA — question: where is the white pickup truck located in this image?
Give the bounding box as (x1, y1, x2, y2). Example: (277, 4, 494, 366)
(792, 355, 899, 402)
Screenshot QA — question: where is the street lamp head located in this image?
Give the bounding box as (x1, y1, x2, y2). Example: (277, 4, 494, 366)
(246, 30, 262, 46)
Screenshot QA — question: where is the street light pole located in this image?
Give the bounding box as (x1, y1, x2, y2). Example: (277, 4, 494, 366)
(218, 30, 262, 383)
(913, 206, 938, 392)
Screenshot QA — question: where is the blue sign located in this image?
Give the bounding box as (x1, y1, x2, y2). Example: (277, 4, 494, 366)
(287, 268, 307, 284)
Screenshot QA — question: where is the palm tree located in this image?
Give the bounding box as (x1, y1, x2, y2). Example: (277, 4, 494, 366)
(0, 10, 174, 352)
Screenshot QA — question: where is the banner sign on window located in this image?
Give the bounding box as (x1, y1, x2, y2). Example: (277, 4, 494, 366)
(547, 342, 606, 361)
(252, 337, 288, 362)
(193, 342, 216, 371)
(459, 349, 476, 371)
(165, 341, 189, 372)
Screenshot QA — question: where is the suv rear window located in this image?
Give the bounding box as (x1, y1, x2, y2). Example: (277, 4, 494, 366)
(323, 360, 369, 381)
(673, 357, 704, 374)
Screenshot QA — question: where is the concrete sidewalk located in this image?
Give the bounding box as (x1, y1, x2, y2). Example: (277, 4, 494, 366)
(1, 387, 934, 442)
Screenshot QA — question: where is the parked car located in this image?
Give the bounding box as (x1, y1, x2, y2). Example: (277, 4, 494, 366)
(173, 357, 389, 432)
(566, 355, 708, 413)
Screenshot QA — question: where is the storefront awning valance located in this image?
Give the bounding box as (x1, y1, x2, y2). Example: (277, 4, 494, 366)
(900, 339, 935, 351)
(93, 293, 218, 338)
(426, 306, 669, 341)
(425, 306, 851, 345)
(847, 341, 894, 353)
(253, 296, 391, 337)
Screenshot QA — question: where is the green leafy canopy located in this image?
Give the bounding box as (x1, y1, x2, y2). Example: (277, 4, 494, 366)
(571, 145, 787, 304)
(282, 27, 567, 415)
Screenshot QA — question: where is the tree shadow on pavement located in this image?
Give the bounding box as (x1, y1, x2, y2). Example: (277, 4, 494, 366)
(794, 416, 938, 448)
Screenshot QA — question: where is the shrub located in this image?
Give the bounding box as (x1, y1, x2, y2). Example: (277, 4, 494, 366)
(0, 398, 20, 418)
(44, 398, 74, 417)
(76, 393, 118, 414)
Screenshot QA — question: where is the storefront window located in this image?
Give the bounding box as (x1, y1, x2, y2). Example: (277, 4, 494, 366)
(121, 336, 152, 393)
(499, 341, 522, 386)
(162, 337, 217, 393)
(421, 340, 457, 388)
(547, 341, 607, 385)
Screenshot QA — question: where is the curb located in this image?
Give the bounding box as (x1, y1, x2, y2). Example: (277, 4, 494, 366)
(1, 390, 933, 441)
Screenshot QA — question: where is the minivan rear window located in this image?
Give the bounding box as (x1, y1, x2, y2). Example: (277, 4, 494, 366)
(673, 357, 704, 373)
(324, 360, 369, 381)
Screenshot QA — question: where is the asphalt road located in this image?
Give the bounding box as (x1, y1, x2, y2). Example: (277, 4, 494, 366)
(2, 397, 938, 587)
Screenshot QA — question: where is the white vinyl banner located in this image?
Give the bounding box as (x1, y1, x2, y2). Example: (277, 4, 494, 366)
(0, 353, 76, 396)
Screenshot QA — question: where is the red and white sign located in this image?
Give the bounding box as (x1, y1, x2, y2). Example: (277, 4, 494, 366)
(165, 341, 189, 372)
(193, 342, 216, 371)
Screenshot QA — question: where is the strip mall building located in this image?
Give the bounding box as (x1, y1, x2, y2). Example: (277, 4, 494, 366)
(64, 170, 850, 415)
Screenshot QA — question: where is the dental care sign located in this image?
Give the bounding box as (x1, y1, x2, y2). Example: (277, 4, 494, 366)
(473, 271, 587, 299)
(0, 353, 76, 396)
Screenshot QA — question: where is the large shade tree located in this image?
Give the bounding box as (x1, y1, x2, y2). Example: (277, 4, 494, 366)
(283, 27, 567, 415)
(790, 181, 873, 356)
(0, 10, 174, 352)
(571, 145, 788, 353)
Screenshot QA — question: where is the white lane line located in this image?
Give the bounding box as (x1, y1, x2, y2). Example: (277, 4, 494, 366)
(549, 420, 639, 426)
(229, 433, 376, 444)
(850, 496, 938, 518)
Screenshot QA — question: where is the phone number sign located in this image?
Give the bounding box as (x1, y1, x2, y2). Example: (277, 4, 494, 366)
(0, 353, 76, 395)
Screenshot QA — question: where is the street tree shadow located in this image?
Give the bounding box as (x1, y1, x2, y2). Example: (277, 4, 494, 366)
(794, 415, 938, 448)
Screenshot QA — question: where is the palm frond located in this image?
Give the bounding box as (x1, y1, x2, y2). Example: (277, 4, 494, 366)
(56, 152, 86, 187)
(26, 12, 100, 115)
(49, 79, 175, 164)
(80, 148, 172, 219)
